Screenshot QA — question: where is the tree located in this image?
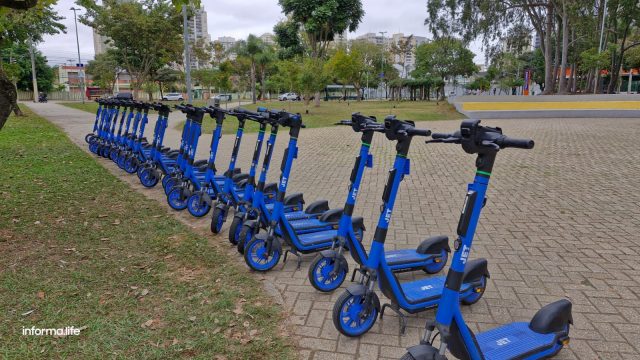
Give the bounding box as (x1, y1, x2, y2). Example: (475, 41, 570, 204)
(154, 67, 182, 98)
(277, 0, 364, 106)
(298, 58, 329, 106)
(0, 0, 64, 129)
(413, 37, 478, 99)
(255, 46, 276, 100)
(191, 68, 218, 98)
(78, 0, 183, 98)
(390, 35, 413, 79)
(467, 77, 491, 92)
(86, 50, 120, 92)
(190, 38, 213, 68)
(234, 34, 265, 104)
(325, 48, 366, 100)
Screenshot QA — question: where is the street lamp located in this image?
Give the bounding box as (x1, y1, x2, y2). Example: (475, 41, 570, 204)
(70, 7, 85, 104)
(378, 31, 387, 100)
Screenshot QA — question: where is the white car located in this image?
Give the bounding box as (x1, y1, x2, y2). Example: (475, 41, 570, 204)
(162, 92, 184, 101)
(279, 92, 300, 101)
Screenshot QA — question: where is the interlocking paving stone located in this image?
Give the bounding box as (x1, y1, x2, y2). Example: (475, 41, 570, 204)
(29, 102, 640, 359)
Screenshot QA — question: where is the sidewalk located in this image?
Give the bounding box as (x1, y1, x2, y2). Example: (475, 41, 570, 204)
(450, 94, 640, 118)
(26, 101, 640, 359)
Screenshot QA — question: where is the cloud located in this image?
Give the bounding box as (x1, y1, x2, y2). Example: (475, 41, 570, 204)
(38, 0, 485, 65)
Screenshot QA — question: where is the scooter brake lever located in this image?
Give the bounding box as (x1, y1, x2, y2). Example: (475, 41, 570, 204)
(481, 140, 500, 150)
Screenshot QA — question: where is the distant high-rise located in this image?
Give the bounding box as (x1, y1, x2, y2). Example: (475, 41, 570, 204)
(259, 33, 276, 46)
(187, 5, 212, 69)
(93, 28, 111, 55)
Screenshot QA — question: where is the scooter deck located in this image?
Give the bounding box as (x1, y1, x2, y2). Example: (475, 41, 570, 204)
(385, 249, 433, 268)
(400, 277, 474, 303)
(476, 322, 560, 360)
(296, 229, 338, 246)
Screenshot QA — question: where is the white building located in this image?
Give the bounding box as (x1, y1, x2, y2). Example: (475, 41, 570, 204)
(259, 33, 275, 46)
(187, 5, 212, 69)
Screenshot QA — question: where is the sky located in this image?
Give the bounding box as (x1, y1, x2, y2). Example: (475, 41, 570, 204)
(39, 0, 485, 66)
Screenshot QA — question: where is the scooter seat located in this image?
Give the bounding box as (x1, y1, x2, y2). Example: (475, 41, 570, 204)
(476, 322, 558, 360)
(400, 277, 474, 304)
(297, 230, 337, 246)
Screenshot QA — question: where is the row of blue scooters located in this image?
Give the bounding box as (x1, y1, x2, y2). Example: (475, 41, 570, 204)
(85, 98, 573, 360)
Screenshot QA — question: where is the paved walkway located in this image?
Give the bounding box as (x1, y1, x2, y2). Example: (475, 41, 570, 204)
(27, 102, 640, 359)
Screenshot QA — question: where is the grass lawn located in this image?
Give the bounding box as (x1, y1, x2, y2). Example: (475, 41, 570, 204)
(0, 108, 292, 359)
(61, 99, 463, 134)
(195, 100, 464, 134)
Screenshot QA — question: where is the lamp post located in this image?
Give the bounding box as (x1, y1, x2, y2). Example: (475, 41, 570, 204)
(379, 31, 387, 99)
(70, 7, 85, 104)
(182, 4, 193, 104)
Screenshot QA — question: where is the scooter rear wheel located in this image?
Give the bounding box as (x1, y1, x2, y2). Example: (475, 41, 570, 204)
(308, 254, 347, 292)
(123, 155, 138, 174)
(244, 237, 280, 272)
(423, 249, 448, 274)
(461, 275, 487, 305)
(332, 290, 379, 337)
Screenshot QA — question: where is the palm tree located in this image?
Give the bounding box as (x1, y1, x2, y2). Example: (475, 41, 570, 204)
(235, 35, 264, 104)
(255, 47, 276, 100)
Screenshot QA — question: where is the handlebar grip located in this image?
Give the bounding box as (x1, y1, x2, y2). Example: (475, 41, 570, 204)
(407, 128, 431, 137)
(335, 120, 352, 125)
(432, 132, 454, 139)
(500, 137, 535, 149)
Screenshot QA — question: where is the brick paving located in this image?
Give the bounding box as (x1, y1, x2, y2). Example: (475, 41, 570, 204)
(29, 102, 640, 359)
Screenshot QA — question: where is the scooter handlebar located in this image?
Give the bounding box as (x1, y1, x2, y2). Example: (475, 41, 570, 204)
(497, 136, 535, 149)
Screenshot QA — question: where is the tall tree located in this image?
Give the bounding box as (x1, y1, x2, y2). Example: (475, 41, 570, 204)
(255, 46, 276, 100)
(0, 0, 64, 129)
(277, 0, 364, 106)
(390, 35, 413, 79)
(234, 34, 264, 104)
(85, 50, 120, 92)
(78, 0, 183, 98)
(413, 37, 478, 99)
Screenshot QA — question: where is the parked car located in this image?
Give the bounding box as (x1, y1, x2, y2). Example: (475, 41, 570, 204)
(114, 92, 133, 100)
(279, 92, 300, 101)
(162, 92, 184, 101)
(213, 94, 233, 102)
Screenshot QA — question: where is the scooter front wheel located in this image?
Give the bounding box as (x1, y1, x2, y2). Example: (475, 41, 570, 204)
(332, 290, 379, 337)
(139, 168, 159, 188)
(228, 216, 243, 245)
(164, 176, 178, 196)
(123, 155, 138, 174)
(308, 254, 347, 292)
(244, 237, 280, 272)
(423, 249, 449, 274)
(187, 192, 211, 217)
(167, 187, 188, 210)
(237, 225, 254, 254)
(210, 207, 226, 233)
(461, 275, 487, 305)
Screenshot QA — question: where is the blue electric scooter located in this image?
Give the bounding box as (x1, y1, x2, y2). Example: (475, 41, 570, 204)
(307, 113, 450, 292)
(331, 116, 489, 337)
(242, 111, 368, 272)
(401, 120, 572, 360)
(230, 109, 332, 249)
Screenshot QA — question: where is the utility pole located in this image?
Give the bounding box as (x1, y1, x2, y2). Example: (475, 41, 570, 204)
(182, 4, 193, 104)
(28, 38, 39, 102)
(379, 31, 387, 100)
(70, 7, 85, 104)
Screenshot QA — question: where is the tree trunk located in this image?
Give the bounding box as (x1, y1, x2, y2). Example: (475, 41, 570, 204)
(260, 70, 266, 102)
(251, 62, 257, 104)
(543, 5, 555, 94)
(314, 91, 321, 107)
(558, 3, 570, 94)
(0, 69, 20, 130)
(551, 15, 562, 93)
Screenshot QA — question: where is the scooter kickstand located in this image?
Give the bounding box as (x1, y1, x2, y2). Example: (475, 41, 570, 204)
(380, 303, 408, 335)
(282, 250, 302, 270)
